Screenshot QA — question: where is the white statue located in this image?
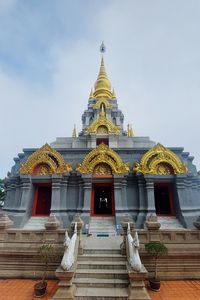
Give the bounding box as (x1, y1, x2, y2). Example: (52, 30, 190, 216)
(61, 223, 77, 271)
(127, 223, 142, 272)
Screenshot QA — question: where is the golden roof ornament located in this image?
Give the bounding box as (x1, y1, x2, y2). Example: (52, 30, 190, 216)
(76, 143, 129, 174)
(19, 143, 72, 175)
(127, 124, 134, 137)
(93, 43, 112, 99)
(72, 125, 77, 138)
(84, 104, 120, 135)
(89, 88, 94, 100)
(134, 143, 188, 175)
(112, 88, 117, 99)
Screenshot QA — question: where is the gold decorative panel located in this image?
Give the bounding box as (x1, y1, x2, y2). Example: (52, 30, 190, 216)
(19, 144, 72, 175)
(134, 143, 187, 175)
(93, 163, 112, 175)
(85, 106, 120, 135)
(76, 143, 129, 174)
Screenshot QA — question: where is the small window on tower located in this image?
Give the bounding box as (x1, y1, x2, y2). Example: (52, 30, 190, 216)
(96, 138, 109, 146)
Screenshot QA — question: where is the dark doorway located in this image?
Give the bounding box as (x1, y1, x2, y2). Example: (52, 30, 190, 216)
(92, 185, 114, 216)
(154, 184, 174, 215)
(32, 186, 51, 216)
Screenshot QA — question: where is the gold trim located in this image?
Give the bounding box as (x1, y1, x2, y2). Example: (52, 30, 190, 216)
(85, 106, 120, 135)
(76, 143, 129, 174)
(93, 98, 112, 109)
(134, 143, 187, 175)
(19, 144, 72, 175)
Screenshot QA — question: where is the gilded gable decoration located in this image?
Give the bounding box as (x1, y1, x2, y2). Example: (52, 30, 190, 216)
(134, 143, 187, 175)
(19, 144, 72, 175)
(76, 143, 129, 174)
(93, 98, 112, 109)
(85, 105, 120, 135)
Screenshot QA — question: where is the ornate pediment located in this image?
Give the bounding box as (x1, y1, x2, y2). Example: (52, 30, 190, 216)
(134, 143, 187, 175)
(19, 144, 72, 175)
(76, 143, 129, 175)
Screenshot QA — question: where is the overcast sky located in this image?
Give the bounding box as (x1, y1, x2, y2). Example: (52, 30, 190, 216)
(0, 0, 200, 178)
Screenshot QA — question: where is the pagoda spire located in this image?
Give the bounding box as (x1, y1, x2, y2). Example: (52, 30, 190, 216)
(72, 125, 77, 138)
(93, 43, 112, 99)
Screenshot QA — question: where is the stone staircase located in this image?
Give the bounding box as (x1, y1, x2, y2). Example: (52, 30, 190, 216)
(89, 217, 116, 236)
(74, 237, 128, 299)
(23, 216, 48, 229)
(157, 216, 184, 229)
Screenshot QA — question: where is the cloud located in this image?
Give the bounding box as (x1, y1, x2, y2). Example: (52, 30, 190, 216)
(1, 0, 200, 178)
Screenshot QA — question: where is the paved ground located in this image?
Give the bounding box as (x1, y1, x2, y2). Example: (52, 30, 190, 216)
(0, 279, 199, 299)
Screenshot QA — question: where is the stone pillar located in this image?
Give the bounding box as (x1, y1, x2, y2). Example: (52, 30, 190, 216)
(19, 176, 32, 212)
(60, 173, 70, 211)
(0, 212, 13, 230)
(145, 176, 156, 215)
(81, 175, 92, 229)
(175, 174, 190, 227)
(145, 214, 161, 242)
(136, 174, 146, 228)
(51, 175, 62, 213)
(128, 265, 151, 300)
(77, 177, 83, 212)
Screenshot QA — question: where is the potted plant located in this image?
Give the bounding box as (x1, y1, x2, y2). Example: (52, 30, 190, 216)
(34, 243, 55, 297)
(145, 241, 168, 291)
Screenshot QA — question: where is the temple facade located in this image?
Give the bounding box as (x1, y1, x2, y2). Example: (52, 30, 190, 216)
(3, 51, 200, 232)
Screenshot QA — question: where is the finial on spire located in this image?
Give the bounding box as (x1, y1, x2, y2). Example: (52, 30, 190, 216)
(99, 104, 106, 117)
(127, 124, 134, 137)
(89, 88, 94, 100)
(112, 88, 117, 99)
(100, 41, 106, 54)
(72, 125, 77, 138)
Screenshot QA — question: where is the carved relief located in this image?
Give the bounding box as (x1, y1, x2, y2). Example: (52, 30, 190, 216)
(93, 163, 112, 175)
(19, 144, 72, 175)
(134, 143, 187, 175)
(76, 143, 129, 174)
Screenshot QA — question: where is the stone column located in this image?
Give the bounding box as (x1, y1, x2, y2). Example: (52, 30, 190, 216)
(77, 177, 83, 212)
(114, 174, 129, 233)
(81, 175, 92, 228)
(136, 174, 146, 228)
(145, 176, 156, 215)
(19, 176, 32, 212)
(60, 173, 70, 211)
(175, 174, 188, 227)
(51, 175, 62, 213)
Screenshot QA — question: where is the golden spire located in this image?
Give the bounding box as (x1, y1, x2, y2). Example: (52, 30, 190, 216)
(99, 104, 106, 117)
(89, 88, 94, 100)
(112, 88, 117, 99)
(72, 125, 77, 138)
(127, 124, 134, 137)
(93, 44, 112, 99)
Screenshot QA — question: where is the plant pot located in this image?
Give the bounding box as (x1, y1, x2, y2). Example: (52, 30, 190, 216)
(34, 281, 47, 297)
(149, 278, 160, 291)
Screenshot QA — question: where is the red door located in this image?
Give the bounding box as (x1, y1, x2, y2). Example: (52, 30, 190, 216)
(32, 185, 52, 216)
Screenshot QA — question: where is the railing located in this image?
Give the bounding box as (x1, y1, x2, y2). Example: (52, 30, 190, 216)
(127, 222, 142, 272)
(61, 222, 77, 271)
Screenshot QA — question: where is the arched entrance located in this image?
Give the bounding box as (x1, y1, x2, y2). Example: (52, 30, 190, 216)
(32, 184, 52, 216)
(154, 183, 175, 216)
(91, 163, 115, 216)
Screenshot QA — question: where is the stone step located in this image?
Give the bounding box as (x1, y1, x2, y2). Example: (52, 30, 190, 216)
(75, 287, 128, 299)
(75, 269, 128, 279)
(78, 254, 126, 262)
(157, 216, 184, 229)
(74, 277, 129, 288)
(84, 249, 121, 255)
(89, 217, 116, 236)
(77, 261, 126, 270)
(23, 217, 48, 229)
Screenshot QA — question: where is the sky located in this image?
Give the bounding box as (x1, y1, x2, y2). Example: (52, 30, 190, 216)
(0, 0, 200, 178)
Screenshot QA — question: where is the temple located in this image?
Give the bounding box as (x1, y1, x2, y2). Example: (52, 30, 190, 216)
(3, 45, 200, 232)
